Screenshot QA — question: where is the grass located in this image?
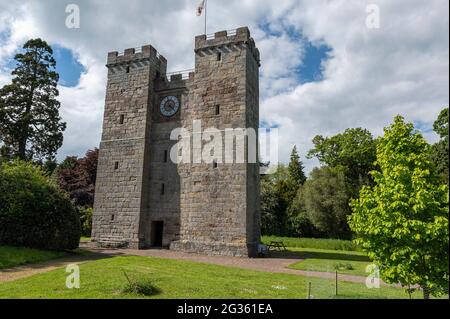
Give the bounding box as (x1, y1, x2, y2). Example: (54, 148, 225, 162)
(0, 246, 66, 270)
(261, 237, 370, 277)
(286, 248, 371, 277)
(80, 237, 91, 242)
(0, 255, 421, 299)
(262, 236, 359, 251)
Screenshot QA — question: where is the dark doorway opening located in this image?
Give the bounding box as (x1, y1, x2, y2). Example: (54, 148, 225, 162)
(151, 221, 164, 247)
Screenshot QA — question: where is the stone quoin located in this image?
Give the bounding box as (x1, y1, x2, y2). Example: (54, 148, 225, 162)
(92, 27, 261, 257)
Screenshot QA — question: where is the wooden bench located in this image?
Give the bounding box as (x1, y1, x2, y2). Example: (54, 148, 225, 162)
(267, 241, 287, 252)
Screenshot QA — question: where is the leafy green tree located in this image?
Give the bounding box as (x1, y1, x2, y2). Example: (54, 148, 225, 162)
(299, 166, 352, 239)
(0, 39, 66, 161)
(307, 128, 377, 193)
(349, 116, 449, 299)
(260, 175, 283, 236)
(287, 190, 320, 238)
(433, 107, 449, 138)
(260, 165, 292, 236)
(431, 107, 449, 185)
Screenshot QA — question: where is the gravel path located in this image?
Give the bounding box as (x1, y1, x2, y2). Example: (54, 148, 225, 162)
(0, 252, 107, 283)
(1, 243, 377, 285)
(84, 246, 373, 284)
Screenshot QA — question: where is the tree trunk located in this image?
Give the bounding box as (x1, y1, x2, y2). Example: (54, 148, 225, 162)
(18, 138, 27, 160)
(422, 285, 430, 299)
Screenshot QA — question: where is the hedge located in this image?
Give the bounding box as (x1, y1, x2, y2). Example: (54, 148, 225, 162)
(0, 161, 80, 250)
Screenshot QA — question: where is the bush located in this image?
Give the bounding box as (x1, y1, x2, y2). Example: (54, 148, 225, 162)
(79, 207, 92, 237)
(261, 236, 359, 251)
(334, 262, 354, 271)
(0, 161, 80, 250)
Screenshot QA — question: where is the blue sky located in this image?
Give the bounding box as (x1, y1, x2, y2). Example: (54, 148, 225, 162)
(5, 43, 84, 87)
(7, 35, 330, 89)
(2, 28, 332, 133)
(52, 46, 85, 87)
(0, 0, 448, 172)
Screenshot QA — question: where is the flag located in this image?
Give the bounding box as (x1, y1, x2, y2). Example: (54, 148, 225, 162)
(197, 0, 205, 16)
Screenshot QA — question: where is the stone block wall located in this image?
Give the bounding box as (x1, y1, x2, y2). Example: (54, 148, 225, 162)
(171, 27, 261, 257)
(93, 27, 261, 256)
(92, 45, 167, 248)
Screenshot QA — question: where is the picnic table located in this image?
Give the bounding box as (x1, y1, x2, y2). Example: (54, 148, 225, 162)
(266, 241, 287, 252)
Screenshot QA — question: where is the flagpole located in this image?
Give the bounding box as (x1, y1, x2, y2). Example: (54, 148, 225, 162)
(204, 0, 208, 35)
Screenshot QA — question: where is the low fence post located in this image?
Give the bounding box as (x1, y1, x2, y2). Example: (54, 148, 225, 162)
(335, 271, 338, 296)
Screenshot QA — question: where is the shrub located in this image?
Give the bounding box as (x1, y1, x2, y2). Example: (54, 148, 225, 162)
(122, 271, 161, 296)
(334, 262, 354, 271)
(0, 161, 80, 250)
(79, 207, 93, 237)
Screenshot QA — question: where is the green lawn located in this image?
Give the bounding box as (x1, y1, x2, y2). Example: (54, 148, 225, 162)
(286, 248, 371, 277)
(262, 236, 359, 251)
(0, 255, 419, 299)
(262, 236, 371, 277)
(0, 246, 66, 270)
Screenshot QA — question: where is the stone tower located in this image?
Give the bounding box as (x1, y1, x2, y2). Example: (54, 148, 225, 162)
(92, 27, 261, 257)
(91, 45, 168, 249)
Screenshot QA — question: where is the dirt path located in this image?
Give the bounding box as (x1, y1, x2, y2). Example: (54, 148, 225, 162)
(1, 243, 379, 286)
(0, 252, 108, 283)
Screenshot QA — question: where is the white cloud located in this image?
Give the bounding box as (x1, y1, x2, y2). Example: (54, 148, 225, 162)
(0, 0, 448, 173)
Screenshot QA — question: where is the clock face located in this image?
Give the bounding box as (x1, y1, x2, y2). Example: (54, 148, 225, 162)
(160, 96, 180, 117)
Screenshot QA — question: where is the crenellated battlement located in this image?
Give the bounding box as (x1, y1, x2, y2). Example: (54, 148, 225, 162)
(106, 44, 167, 67)
(194, 27, 260, 66)
(94, 26, 260, 256)
(154, 70, 194, 91)
(164, 70, 195, 82)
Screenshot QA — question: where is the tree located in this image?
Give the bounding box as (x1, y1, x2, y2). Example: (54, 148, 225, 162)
(0, 39, 66, 162)
(299, 166, 352, 239)
(288, 145, 307, 187)
(307, 128, 377, 193)
(57, 148, 99, 208)
(433, 107, 449, 138)
(431, 107, 449, 185)
(349, 116, 449, 299)
(260, 165, 292, 236)
(285, 146, 307, 206)
(260, 176, 283, 236)
(287, 190, 320, 238)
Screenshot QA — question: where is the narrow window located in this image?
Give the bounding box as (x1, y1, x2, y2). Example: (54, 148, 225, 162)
(114, 162, 119, 170)
(215, 105, 220, 115)
(217, 52, 222, 61)
(111, 214, 115, 221)
(213, 160, 218, 169)
(164, 150, 168, 163)
(119, 114, 125, 124)
(161, 183, 165, 195)
(126, 65, 130, 73)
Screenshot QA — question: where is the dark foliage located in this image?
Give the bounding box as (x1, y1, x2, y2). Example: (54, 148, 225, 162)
(0, 161, 80, 250)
